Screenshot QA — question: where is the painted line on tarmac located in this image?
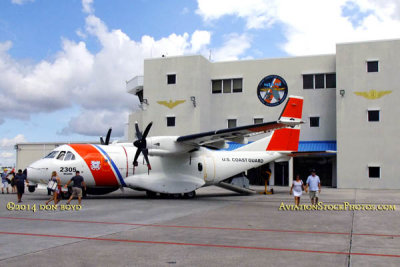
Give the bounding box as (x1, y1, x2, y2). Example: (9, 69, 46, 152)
(0, 231, 399, 258)
(1, 216, 399, 238)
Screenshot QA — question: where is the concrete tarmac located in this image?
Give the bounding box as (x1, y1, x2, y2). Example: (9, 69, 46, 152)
(0, 186, 399, 266)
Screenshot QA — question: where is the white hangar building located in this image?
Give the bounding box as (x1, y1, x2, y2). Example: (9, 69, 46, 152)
(126, 39, 400, 189)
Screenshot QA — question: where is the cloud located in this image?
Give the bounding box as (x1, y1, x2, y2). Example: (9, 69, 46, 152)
(0, 2, 219, 138)
(190, 30, 211, 53)
(59, 110, 129, 137)
(82, 0, 94, 14)
(1, 134, 26, 147)
(196, 0, 400, 55)
(0, 134, 26, 166)
(212, 33, 252, 61)
(11, 0, 34, 5)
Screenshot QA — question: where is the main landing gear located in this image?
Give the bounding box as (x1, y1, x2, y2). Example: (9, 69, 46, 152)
(146, 190, 196, 199)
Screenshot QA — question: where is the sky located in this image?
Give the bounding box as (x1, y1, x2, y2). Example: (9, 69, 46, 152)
(1, 0, 400, 166)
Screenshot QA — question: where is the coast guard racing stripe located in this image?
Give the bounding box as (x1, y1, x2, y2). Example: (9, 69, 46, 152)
(69, 144, 124, 187)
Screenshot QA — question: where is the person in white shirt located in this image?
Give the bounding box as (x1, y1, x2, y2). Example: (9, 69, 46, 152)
(305, 169, 321, 205)
(290, 174, 305, 206)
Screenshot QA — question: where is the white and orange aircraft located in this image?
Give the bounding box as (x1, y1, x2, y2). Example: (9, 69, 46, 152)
(27, 96, 303, 198)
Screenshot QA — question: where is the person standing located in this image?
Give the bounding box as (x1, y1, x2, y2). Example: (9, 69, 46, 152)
(306, 169, 321, 205)
(15, 169, 29, 203)
(46, 171, 62, 205)
(9, 169, 17, 193)
(290, 174, 305, 206)
(64, 171, 86, 205)
(2, 169, 10, 194)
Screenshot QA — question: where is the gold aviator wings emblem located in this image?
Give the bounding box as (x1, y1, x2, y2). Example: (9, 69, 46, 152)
(157, 100, 186, 109)
(354, 90, 392, 100)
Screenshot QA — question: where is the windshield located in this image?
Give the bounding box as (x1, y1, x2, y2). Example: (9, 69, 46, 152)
(57, 151, 66, 160)
(64, 151, 76, 161)
(44, 151, 59, 159)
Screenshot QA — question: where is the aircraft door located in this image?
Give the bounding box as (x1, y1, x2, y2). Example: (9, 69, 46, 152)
(202, 156, 215, 183)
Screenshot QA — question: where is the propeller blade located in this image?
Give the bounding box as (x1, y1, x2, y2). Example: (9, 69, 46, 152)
(133, 148, 141, 166)
(142, 122, 153, 139)
(142, 149, 151, 170)
(105, 128, 112, 145)
(100, 137, 105, 145)
(135, 122, 142, 140)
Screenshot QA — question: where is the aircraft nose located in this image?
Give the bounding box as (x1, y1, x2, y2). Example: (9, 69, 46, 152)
(27, 160, 48, 182)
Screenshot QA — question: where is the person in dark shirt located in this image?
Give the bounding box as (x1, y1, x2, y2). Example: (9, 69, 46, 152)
(15, 169, 29, 203)
(64, 171, 86, 205)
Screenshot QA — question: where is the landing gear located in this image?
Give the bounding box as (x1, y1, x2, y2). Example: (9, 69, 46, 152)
(146, 190, 157, 198)
(145, 190, 196, 199)
(183, 190, 196, 199)
(61, 187, 72, 199)
(28, 185, 37, 193)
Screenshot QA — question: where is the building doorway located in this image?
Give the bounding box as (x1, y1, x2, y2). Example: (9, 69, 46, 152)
(274, 162, 288, 186)
(293, 156, 334, 186)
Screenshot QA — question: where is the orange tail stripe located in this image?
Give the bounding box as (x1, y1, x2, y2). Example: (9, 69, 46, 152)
(281, 98, 303, 119)
(267, 128, 300, 151)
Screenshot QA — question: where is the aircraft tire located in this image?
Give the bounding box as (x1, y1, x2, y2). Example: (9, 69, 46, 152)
(183, 191, 196, 199)
(28, 185, 36, 193)
(146, 190, 157, 198)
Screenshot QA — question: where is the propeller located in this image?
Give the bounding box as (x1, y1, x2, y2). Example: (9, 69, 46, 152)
(100, 128, 112, 145)
(133, 122, 153, 170)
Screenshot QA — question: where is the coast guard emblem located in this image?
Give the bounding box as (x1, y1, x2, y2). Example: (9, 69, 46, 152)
(90, 161, 101, 171)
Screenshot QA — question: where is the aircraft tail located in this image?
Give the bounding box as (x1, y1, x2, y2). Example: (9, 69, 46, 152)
(237, 96, 303, 152)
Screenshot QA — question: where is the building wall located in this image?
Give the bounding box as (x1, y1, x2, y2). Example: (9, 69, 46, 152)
(16, 143, 59, 170)
(130, 54, 337, 142)
(336, 40, 400, 188)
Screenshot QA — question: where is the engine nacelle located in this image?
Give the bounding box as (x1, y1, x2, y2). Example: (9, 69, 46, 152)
(147, 136, 192, 156)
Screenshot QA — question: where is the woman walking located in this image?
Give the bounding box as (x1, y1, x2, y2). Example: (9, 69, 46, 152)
(46, 171, 62, 205)
(290, 174, 305, 206)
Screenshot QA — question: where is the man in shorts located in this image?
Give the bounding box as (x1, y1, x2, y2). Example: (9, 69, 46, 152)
(306, 169, 321, 205)
(1, 169, 9, 194)
(64, 171, 87, 205)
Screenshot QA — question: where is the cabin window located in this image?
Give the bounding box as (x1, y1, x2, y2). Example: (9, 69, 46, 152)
(64, 152, 76, 161)
(57, 151, 66, 160)
(44, 151, 59, 159)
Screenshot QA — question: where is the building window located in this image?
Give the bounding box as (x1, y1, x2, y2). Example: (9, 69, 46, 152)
(227, 119, 237, 128)
(303, 73, 336, 89)
(167, 74, 176, 84)
(369, 166, 380, 178)
(326, 74, 336, 88)
(310, 117, 319, 127)
(232, 78, 243, 93)
(368, 110, 380, 122)
(303, 75, 314, 89)
(167, 116, 175, 127)
(367, 61, 379, 72)
(315, 74, 325, 89)
(254, 118, 263, 124)
(212, 80, 222, 94)
(223, 79, 231, 93)
(212, 78, 243, 94)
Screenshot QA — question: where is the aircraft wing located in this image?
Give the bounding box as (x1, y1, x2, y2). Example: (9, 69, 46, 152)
(176, 96, 304, 148)
(176, 121, 289, 147)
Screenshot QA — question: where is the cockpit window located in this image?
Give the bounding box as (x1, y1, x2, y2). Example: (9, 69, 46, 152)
(64, 151, 76, 161)
(57, 151, 66, 160)
(44, 151, 59, 159)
